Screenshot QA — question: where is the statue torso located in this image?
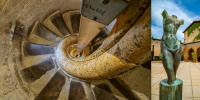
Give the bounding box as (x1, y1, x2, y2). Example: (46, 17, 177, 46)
(162, 16, 181, 52)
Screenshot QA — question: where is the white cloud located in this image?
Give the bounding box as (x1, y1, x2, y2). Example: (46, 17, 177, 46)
(151, 0, 200, 42)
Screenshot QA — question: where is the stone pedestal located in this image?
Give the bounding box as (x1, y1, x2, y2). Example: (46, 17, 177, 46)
(159, 79, 183, 100)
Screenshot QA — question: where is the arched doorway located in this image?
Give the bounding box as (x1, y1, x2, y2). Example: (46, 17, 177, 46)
(197, 47, 200, 62)
(188, 48, 194, 61)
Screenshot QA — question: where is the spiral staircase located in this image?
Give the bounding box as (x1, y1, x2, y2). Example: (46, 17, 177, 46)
(18, 9, 133, 100)
(18, 10, 109, 100)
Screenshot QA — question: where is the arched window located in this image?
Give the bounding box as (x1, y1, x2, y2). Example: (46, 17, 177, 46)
(197, 47, 200, 62)
(188, 48, 195, 61)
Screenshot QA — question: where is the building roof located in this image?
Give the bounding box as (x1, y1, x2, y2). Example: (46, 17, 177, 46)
(151, 37, 161, 41)
(183, 20, 200, 33)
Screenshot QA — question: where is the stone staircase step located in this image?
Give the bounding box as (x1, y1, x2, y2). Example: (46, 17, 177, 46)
(57, 72, 70, 100)
(82, 82, 96, 100)
(68, 79, 87, 100)
(34, 69, 66, 100)
(22, 41, 55, 56)
(43, 10, 65, 37)
(35, 22, 63, 43)
(22, 54, 53, 69)
(62, 10, 80, 34)
(28, 21, 56, 46)
(20, 57, 56, 83)
(52, 14, 70, 36)
(91, 80, 127, 100)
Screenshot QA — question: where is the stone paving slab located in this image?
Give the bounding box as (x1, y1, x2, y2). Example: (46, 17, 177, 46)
(152, 62, 200, 100)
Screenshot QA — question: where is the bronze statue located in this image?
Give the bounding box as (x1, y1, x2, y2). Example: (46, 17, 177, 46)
(161, 10, 184, 84)
(160, 10, 184, 100)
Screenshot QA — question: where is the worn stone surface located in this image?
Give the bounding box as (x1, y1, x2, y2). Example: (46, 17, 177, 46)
(117, 66, 151, 100)
(107, 6, 151, 65)
(0, 32, 30, 99)
(0, 0, 8, 11)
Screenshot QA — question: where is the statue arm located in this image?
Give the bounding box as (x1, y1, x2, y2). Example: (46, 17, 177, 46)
(162, 10, 168, 24)
(162, 10, 168, 18)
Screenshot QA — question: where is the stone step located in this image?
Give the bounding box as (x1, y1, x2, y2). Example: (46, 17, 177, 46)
(22, 54, 53, 69)
(62, 10, 80, 34)
(57, 72, 70, 100)
(20, 57, 59, 97)
(34, 69, 67, 100)
(52, 13, 70, 36)
(116, 66, 151, 100)
(43, 10, 65, 37)
(34, 22, 63, 44)
(91, 80, 127, 100)
(20, 57, 56, 83)
(29, 67, 58, 97)
(82, 82, 96, 100)
(68, 79, 88, 100)
(28, 21, 56, 46)
(22, 41, 55, 56)
(20, 54, 54, 69)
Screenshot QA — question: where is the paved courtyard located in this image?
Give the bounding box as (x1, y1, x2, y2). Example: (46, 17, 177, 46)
(152, 61, 200, 100)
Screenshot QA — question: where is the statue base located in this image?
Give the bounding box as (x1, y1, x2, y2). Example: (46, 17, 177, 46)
(159, 79, 183, 100)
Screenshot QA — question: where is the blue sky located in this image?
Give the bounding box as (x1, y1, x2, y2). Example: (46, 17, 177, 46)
(151, 0, 200, 42)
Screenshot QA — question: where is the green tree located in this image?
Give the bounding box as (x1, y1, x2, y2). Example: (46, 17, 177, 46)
(191, 52, 196, 60)
(159, 53, 163, 60)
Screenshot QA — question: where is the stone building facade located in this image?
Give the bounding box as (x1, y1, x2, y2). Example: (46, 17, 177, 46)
(183, 21, 200, 62)
(151, 38, 161, 60)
